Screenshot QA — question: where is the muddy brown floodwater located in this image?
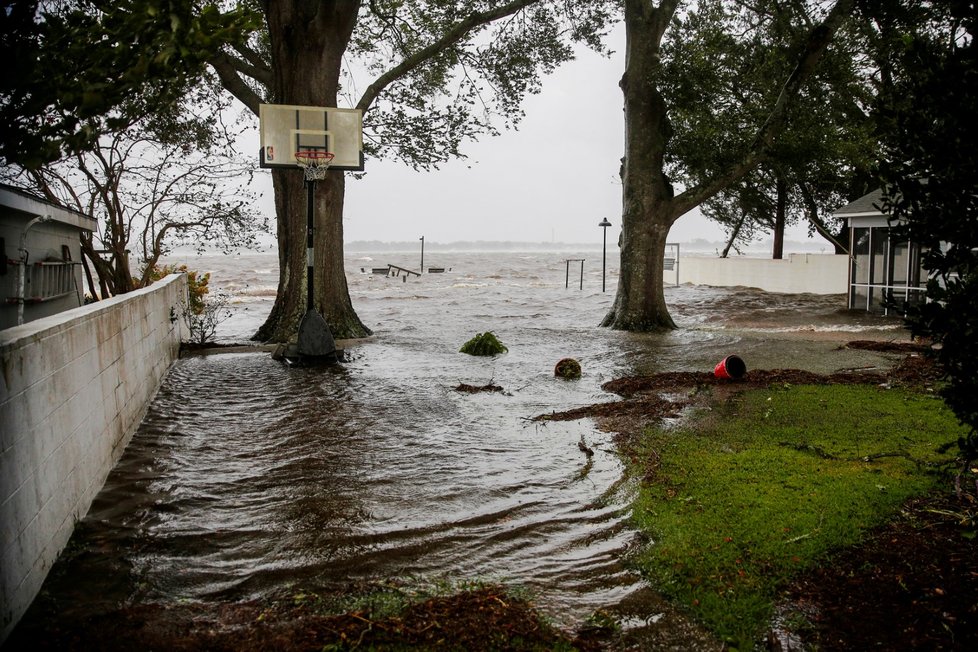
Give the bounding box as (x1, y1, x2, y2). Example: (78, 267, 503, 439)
(5, 252, 925, 650)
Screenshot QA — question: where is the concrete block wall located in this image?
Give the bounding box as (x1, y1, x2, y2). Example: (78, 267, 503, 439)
(0, 274, 185, 641)
(677, 253, 849, 295)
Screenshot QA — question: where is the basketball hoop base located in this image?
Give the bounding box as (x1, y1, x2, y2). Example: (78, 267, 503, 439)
(273, 309, 345, 367)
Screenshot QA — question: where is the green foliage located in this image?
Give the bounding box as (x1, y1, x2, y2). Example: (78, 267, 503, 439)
(872, 0, 978, 469)
(150, 264, 229, 345)
(0, 0, 261, 168)
(150, 264, 209, 312)
(459, 331, 508, 356)
(659, 0, 876, 254)
(628, 384, 964, 649)
(348, 1, 618, 170)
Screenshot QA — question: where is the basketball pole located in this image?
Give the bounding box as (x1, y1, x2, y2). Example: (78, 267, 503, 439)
(292, 158, 338, 363)
(306, 179, 315, 312)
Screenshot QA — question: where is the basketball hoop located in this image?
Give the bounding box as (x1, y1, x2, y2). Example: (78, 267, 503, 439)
(295, 150, 335, 181)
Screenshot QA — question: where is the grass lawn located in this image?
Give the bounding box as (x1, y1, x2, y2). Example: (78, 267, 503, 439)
(627, 382, 966, 650)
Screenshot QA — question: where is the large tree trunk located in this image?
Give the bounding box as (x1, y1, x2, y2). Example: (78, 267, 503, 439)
(315, 171, 369, 339)
(602, 0, 680, 331)
(253, 0, 371, 342)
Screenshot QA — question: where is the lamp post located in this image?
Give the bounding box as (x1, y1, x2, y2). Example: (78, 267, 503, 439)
(419, 235, 425, 274)
(598, 218, 612, 292)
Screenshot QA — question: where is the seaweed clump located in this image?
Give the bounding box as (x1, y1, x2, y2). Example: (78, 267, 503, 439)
(460, 331, 508, 356)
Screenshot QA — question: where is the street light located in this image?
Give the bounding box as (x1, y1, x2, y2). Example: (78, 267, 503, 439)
(598, 218, 612, 292)
(419, 235, 425, 273)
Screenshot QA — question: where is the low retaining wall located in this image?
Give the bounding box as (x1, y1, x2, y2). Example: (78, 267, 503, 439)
(677, 253, 849, 294)
(0, 274, 185, 641)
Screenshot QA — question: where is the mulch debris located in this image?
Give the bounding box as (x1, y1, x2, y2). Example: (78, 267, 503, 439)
(454, 382, 505, 394)
(778, 491, 978, 651)
(8, 587, 576, 652)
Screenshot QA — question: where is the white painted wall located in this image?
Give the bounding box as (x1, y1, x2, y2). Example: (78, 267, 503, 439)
(677, 253, 849, 295)
(0, 274, 185, 641)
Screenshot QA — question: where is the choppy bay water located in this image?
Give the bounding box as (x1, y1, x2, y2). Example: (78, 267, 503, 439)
(25, 249, 906, 637)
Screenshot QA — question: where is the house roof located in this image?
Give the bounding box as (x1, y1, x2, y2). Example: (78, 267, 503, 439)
(0, 183, 97, 232)
(833, 188, 887, 218)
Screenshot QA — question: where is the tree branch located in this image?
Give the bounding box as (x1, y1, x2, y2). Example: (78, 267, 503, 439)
(210, 51, 265, 114)
(355, 0, 541, 113)
(671, 0, 856, 217)
(230, 41, 273, 84)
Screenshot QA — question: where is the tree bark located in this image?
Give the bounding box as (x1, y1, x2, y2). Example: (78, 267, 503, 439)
(800, 182, 849, 254)
(602, 0, 681, 331)
(254, 1, 371, 341)
(721, 212, 747, 258)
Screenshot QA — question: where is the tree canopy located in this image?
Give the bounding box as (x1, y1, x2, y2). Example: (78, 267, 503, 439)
(657, 0, 877, 257)
(873, 0, 978, 471)
(0, 0, 259, 168)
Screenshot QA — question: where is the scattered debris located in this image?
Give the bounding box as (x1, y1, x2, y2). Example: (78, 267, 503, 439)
(578, 435, 594, 457)
(554, 357, 582, 379)
(455, 382, 504, 394)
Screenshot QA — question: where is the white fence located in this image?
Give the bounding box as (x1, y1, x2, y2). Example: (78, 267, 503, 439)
(675, 253, 848, 295)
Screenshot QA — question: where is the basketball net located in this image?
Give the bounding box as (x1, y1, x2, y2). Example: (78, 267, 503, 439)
(295, 151, 335, 181)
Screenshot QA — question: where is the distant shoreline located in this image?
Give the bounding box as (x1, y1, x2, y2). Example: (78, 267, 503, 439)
(162, 238, 835, 257)
(343, 238, 833, 253)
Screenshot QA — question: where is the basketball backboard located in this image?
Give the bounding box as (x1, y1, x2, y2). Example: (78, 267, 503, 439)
(259, 104, 364, 171)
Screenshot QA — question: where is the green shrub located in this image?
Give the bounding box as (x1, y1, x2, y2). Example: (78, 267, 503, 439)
(150, 263, 228, 345)
(460, 331, 508, 356)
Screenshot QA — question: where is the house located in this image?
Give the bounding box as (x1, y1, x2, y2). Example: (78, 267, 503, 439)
(834, 188, 927, 315)
(1, 184, 97, 330)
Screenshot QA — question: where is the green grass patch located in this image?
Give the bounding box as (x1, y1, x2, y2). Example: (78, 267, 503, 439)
(628, 383, 964, 650)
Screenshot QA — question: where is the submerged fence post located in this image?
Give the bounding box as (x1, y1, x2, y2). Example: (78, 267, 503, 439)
(564, 259, 585, 290)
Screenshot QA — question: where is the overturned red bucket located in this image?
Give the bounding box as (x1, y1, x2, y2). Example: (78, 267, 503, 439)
(714, 355, 747, 380)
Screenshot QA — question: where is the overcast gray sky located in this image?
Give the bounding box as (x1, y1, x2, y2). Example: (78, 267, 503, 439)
(253, 24, 817, 248)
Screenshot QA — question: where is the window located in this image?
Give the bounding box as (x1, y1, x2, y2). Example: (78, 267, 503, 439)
(848, 225, 926, 315)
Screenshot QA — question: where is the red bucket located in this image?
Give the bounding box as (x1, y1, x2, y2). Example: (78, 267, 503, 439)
(714, 355, 746, 380)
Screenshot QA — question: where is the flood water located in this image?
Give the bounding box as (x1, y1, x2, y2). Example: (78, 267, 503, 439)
(18, 250, 906, 638)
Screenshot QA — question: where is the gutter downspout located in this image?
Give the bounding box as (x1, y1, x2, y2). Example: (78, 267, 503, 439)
(17, 215, 52, 325)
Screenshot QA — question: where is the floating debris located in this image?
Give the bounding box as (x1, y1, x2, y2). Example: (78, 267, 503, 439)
(554, 358, 582, 379)
(454, 382, 504, 394)
(460, 331, 508, 356)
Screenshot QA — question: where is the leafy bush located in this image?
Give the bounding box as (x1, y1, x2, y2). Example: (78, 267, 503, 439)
(459, 331, 507, 356)
(151, 263, 229, 346)
(874, 0, 978, 474)
(149, 263, 210, 313)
